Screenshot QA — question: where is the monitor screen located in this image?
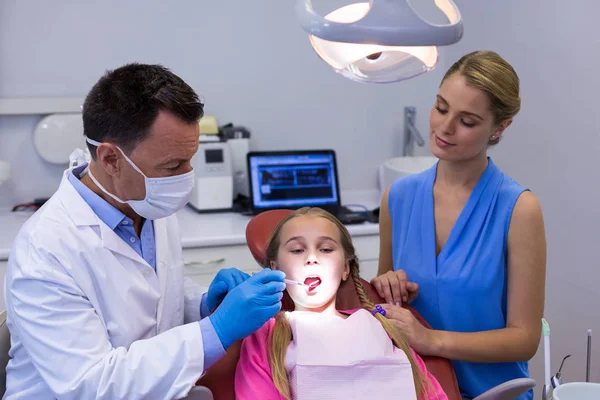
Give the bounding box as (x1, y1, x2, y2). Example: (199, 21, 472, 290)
(205, 149, 223, 164)
(248, 151, 340, 209)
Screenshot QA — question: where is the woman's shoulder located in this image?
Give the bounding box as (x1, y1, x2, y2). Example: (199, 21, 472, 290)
(490, 159, 528, 198)
(496, 164, 540, 211)
(498, 171, 528, 197)
(387, 169, 432, 212)
(508, 190, 544, 233)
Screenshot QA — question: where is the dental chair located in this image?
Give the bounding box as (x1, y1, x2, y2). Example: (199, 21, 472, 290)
(197, 209, 537, 400)
(198, 209, 463, 400)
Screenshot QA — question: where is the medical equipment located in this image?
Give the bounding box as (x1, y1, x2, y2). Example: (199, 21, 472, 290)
(251, 273, 308, 287)
(189, 118, 254, 212)
(221, 124, 252, 199)
(199, 115, 219, 135)
(188, 139, 234, 213)
(283, 279, 321, 288)
(552, 383, 600, 400)
(284, 279, 306, 287)
(246, 149, 367, 224)
(239, 208, 536, 400)
(551, 355, 571, 390)
(197, 208, 539, 399)
(296, 0, 463, 83)
(542, 325, 596, 400)
(542, 318, 551, 400)
(586, 329, 592, 382)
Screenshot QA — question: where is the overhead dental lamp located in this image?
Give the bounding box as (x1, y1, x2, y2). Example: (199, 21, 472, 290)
(296, 0, 463, 83)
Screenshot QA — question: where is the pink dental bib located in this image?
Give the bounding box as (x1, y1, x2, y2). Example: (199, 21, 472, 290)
(284, 309, 417, 400)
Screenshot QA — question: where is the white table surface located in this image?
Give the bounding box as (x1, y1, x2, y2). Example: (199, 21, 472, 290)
(0, 189, 381, 260)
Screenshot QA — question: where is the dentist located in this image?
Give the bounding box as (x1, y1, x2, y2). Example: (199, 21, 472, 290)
(4, 63, 285, 399)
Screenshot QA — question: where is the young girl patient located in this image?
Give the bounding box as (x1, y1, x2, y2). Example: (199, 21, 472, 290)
(235, 207, 448, 400)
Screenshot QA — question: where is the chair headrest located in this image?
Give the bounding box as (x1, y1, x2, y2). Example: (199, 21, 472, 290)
(245, 209, 293, 266)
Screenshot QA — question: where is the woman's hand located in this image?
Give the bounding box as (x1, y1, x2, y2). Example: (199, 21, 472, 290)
(370, 270, 419, 306)
(381, 304, 438, 356)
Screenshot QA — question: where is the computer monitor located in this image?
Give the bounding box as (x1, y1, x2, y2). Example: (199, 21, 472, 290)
(247, 150, 341, 214)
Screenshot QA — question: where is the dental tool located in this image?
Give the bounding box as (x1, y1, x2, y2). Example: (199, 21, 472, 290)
(551, 354, 571, 389)
(587, 329, 592, 382)
(542, 318, 551, 400)
(285, 278, 321, 288)
(284, 278, 307, 287)
(251, 272, 310, 287)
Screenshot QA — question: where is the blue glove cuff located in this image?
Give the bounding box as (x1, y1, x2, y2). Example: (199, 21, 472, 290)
(209, 312, 233, 350)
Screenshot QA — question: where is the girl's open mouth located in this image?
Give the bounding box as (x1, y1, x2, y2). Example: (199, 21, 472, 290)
(304, 276, 322, 292)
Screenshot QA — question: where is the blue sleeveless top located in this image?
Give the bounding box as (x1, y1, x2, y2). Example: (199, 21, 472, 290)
(388, 158, 531, 400)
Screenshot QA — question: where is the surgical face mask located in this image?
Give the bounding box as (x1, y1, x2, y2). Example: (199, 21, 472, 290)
(85, 137, 195, 220)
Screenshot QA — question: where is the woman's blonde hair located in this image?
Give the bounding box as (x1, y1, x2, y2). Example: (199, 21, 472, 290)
(264, 207, 428, 399)
(442, 50, 521, 145)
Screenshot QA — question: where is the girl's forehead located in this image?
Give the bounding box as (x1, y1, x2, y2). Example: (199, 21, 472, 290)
(280, 215, 341, 240)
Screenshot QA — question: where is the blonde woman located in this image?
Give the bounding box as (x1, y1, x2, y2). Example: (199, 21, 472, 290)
(235, 207, 447, 400)
(371, 51, 546, 400)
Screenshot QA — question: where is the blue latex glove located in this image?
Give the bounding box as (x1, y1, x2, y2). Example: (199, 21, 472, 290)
(206, 268, 251, 312)
(209, 268, 286, 349)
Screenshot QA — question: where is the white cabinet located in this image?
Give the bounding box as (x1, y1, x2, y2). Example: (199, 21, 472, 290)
(182, 234, 380, 287)
(353, 235, 380, 282)
(182, 244, 259, 287)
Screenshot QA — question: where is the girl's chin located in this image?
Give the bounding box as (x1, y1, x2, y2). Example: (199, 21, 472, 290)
(293, 298, 336, 312)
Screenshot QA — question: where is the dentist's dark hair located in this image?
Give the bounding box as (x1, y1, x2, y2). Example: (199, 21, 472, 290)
(264, 207, 428, 399)
(83, 63, 204, 159)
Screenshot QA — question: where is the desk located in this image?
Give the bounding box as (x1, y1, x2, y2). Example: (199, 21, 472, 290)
(0, 190, 381, 310)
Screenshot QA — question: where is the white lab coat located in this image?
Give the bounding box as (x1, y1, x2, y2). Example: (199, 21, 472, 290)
(4, 168, 210, 400)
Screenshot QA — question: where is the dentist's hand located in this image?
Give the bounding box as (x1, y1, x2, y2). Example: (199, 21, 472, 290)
(206, 268, 251, 312)
(371, 270, 419, 306)
(209, 268, 286, 349)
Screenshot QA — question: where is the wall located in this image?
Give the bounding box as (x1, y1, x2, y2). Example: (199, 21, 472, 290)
(3, 0, 597, 394)
(0, 0, 444, 209)
(444, 0, 600, 392)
